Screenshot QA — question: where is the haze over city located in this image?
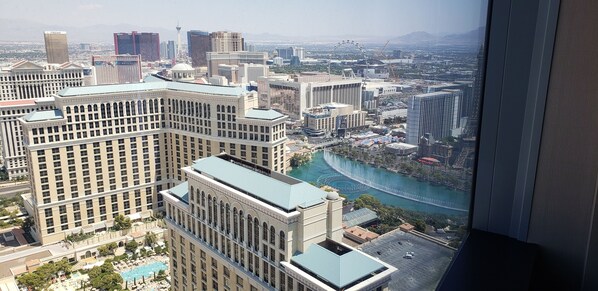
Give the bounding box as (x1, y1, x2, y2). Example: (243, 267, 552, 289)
(0, 0, 488, 43)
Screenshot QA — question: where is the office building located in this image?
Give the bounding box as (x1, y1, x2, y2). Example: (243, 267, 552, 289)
(114, 31, 160, 61)
(217, 64, 239, 84)
(238, 63, 269, 83)
(19, 81, 288, 245)
(92, 55, 142, 85)
(209, 31, 243, 53)
(160, 41, 176, 61)
(0, 61, 86, 179)
(259, 76, 362, 120)
(406, 91, 459, 144)
(272, 57, 284, 66)
(187, 30, 210, 67)
(162, 154, 396, 291)
(303, 103, 367, 137)
(206, 51, 267, 77)
(276, 47, 294, 60)
(44, 31, 69, 64)
(427, 82, 474, 124)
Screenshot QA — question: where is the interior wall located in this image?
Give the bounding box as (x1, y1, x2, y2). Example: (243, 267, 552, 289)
(528, 1, 598, 289)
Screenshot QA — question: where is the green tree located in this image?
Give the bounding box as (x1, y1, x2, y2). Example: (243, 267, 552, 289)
(113, 215, 131, 231)
(89, 262, 123, 291)
(17, 272, 47, 291)
(125, 240, 139, 253)
(144, 231, 157, 246)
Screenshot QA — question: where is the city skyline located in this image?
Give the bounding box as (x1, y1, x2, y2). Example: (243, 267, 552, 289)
(0, 0, 488, 43)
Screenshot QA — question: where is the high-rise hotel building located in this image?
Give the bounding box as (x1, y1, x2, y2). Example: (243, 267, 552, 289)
(0, 60, 87, 178)
(163, 154, 395, 291)
(19, 81, 287, 245)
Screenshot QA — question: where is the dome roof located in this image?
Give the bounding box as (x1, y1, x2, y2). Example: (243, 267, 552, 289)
(171, 63, 194, 71)
(326, 191, 340, 200)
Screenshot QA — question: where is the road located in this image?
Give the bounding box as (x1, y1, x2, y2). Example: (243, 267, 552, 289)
(0, 182, 31, 197)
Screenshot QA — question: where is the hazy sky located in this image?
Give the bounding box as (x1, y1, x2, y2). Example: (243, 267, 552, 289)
(1, 0, 488, 37)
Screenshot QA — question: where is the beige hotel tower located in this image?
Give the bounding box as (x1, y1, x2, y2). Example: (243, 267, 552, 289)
(19, 81, 288, 245)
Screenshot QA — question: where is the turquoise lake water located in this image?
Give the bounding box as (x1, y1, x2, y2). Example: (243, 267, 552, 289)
(289, 151, 471, 216)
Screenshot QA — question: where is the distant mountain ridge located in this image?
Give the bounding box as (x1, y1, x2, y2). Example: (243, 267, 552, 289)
(0, 18, 485, 46)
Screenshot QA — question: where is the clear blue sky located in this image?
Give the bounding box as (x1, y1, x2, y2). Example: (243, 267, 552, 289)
(1, 0, 488, 37)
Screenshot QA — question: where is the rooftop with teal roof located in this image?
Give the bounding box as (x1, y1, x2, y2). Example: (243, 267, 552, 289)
(291, 241, 388, 289)
(244, 108, 286, 120)
(189, 155, 327, 212)
(57, 81, 248, 97)
(168, 181, 189, 204)
(22, 109, 64, 122)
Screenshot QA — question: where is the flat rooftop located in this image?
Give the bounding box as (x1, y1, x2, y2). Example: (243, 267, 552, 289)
(190, 155, 328, 212)
(244, 108, 285, 120)
(291, 240, 388, 290)
(358, 228, 455, 291)
(57, 81, 247, 97)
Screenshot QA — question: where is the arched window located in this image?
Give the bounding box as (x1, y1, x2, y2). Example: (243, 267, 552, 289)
(87, 105, 92, 112)
(131, 101, 136, 115)
(220, 201, 225, 231)
(149, 100, 154, 114)
(262, 222, 268, 241)
(79, 105, 84, 113)
(227, 105, 231, 113)
(239, 211, 244, 243)
(213, 198, 218, 227)
(254, 217, 260, 251)
(207, 195, 213, 224)
(73, 106, 78, 113)
(247, 214, 253, 247)
(126, 102, 131, 116)
(225, 203, 231, 234)
(233, 207, 238, 239)
(66, 106, 71, 114)
(279, 231, 285, 251)
(270, 226, 275, 245)
(201, 191, 205, 206)
(100, 104, 105, 118)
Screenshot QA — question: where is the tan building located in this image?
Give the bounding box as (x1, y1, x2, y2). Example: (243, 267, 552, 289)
(0, 61, 87, 178)
(44, 31, 69, 64)
(92, 55, 142, 85)
(207, 51, 268, 77)
(209, 31, 243, 53)
(259, 76, 363, 121)
(163, 154, 396, 291)
(19, 81, 288, 245)
(303, 103, 367, 137)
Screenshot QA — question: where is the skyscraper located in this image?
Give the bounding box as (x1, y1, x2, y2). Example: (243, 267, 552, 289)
(44, 31, 69, 64)
(187, 30, 210, 67)
(407, 91, 460, 144)
(209, 31, 243, 53)
(113, 31, 160, 61)
(19, 81, 288, 245)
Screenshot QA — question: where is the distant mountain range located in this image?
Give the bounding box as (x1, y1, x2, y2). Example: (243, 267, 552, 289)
(0, 18, 485, 47)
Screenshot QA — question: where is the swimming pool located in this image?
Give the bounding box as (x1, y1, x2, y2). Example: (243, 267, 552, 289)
(120, 262, 167, 282)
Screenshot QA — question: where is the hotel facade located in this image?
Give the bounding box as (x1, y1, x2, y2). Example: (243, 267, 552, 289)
(19, 81, 288, 245)
(163, 154, 395, 291)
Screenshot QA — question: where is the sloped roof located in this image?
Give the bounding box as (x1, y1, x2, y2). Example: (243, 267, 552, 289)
(191, 156, 327, 212)
(244, 109, 285, 120)
(57, 81, 247, 97)
(342, 208, 379, 228)
(168, 181, 189, 204)
(22, 109, 63, 122)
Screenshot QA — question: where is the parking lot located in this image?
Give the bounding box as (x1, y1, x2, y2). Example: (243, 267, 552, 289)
(359, 229, 455, 290)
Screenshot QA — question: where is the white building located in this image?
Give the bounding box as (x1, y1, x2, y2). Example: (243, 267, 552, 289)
(303, 103, 367, 137)
(407, 91, 460, 144)
(92, 55, 142, 85)
(163, 154, 396, 291)
(0, 60, 88, 178)
(239, 63, 269, 83)
(259, 76, 363, 120)
(272, 57, 284, 66)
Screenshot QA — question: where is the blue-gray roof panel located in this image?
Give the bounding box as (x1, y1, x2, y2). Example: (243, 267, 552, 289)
(57, 81, 247, 97)
(244, 109, 285, 120)
(22, 109, 64, 122)
(168, 181, 189, 204)
(191, 156, 326, 211)
(291, 244, 386, 288)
